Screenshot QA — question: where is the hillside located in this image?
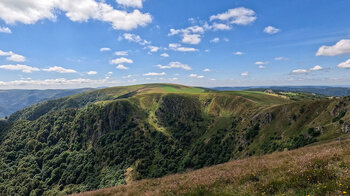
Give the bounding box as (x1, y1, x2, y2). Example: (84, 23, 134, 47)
(213, 86, 350, 97)
(0, 88, 92, 118)
(0, 84, 349, 195)
(75, 138, 350, 196)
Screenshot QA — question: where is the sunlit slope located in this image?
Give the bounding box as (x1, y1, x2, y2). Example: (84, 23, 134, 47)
(8, 84, 290, 122)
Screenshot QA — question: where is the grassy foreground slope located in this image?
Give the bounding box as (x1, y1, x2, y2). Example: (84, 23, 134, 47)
(75, 138, 350, 196)
(1, 84, 350, 195)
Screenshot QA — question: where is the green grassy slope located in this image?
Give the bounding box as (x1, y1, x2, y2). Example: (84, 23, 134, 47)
(76, 138, 350, 196)
(0, 84, 349, 195)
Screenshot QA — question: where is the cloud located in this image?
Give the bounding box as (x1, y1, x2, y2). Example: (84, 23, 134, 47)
(292, 69, 308, 74)
(147, 46, 160, 53)
(212, 23, 231, 31)
(168, 26, 205, 36)
(258, 65, 266, 69)
(0, 50, 26, 62)
(42, 66, 77, 73)
(203, 68, 211, 72)
(169, 77, 178, 81)
(105, 71, 113, 79)
(160, 53, 169, 57)
(210, 37, 220, 43)
(316, 39, 350, 56)
(255, 61, 268, 65)
(100, 47, 111, 52)
(0, 0, 152, 31)
(182, 34, 201, 44)
(110, 57, 133, 64)
(189, 74, 204, 78)
(116, 64, 129, 70)
(263, 26, 280, 34)
(0, 78, 115, 89)
(241, 72, 248, 76)
(234, 51, 244, 55)
(116, 0, 144, 8)
(123, 33, 150, 45)
(157, 61, 192, 70)
(169, 26, 204, 45)
(122, 74, 137, 79)
(115, 51, 128, 56)
(310, 65, 323, 71)
(143, 72, 166, 76)
(210, 7, 256, 25)
(87, 71, 97, 75)
(169, 43, 198, 52)
(275, 56, 288, 61)
(0, 26, 11, 33)
(337, 59, 350, 69)
(292, 65, 323, 74)
(0, 64, 40, 73)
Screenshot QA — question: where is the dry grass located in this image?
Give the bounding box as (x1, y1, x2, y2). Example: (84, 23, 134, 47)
(73, 139, 350, 196)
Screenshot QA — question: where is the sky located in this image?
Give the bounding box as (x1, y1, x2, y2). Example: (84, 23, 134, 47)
(0, 0, 350, 89)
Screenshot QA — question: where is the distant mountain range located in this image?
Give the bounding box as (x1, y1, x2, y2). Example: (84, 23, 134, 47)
(212, 86, 350, 97)
(0, 88, 93, 118)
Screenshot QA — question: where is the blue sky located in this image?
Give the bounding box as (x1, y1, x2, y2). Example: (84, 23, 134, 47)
(0, 0, 350, 89)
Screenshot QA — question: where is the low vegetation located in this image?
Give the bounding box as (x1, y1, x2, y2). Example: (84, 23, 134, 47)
(75, 138, 350, 196)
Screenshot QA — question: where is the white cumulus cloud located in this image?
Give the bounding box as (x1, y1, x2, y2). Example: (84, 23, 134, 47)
(0, 26, 11, 33)
(292, 65, 323, 74)
(0, 50, 26, 62)
(87, 71, 97, 75)
(189, 74, 204, 79)
(100, 47, 111, 52)
(255, 61, 268, 65)
(143, 72, 166, 76)
(316, 39, 350, 56)
(116, 64, 129, 70)
(42, 66, 77, 73)
(241, 72, 248, 76)
(0, 0, 152, 31)
(147, 46, 160, 53)
(116, 0, 144, 8)
(310, 65, 323, 71)
(160, 53, 169, 57)
(210, 7, 256, 25)
(337, 59, 350, 69)
(264, 26, 280, 34)
(110, 57, 133, 64)
(210, 37, 220, 43)
(203, 68, 211, 72)
(157, 61, 192, 70)
(168, 43, 198, 52)
(115, 51, 128, 56)
(212, 23, 231, 31)
(0, 64, 39, 73)
(123, 33, 150, 45)
(182, 34, 201, 44)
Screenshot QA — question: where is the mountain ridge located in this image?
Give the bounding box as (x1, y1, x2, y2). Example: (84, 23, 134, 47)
(0, 84, 349, 195)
